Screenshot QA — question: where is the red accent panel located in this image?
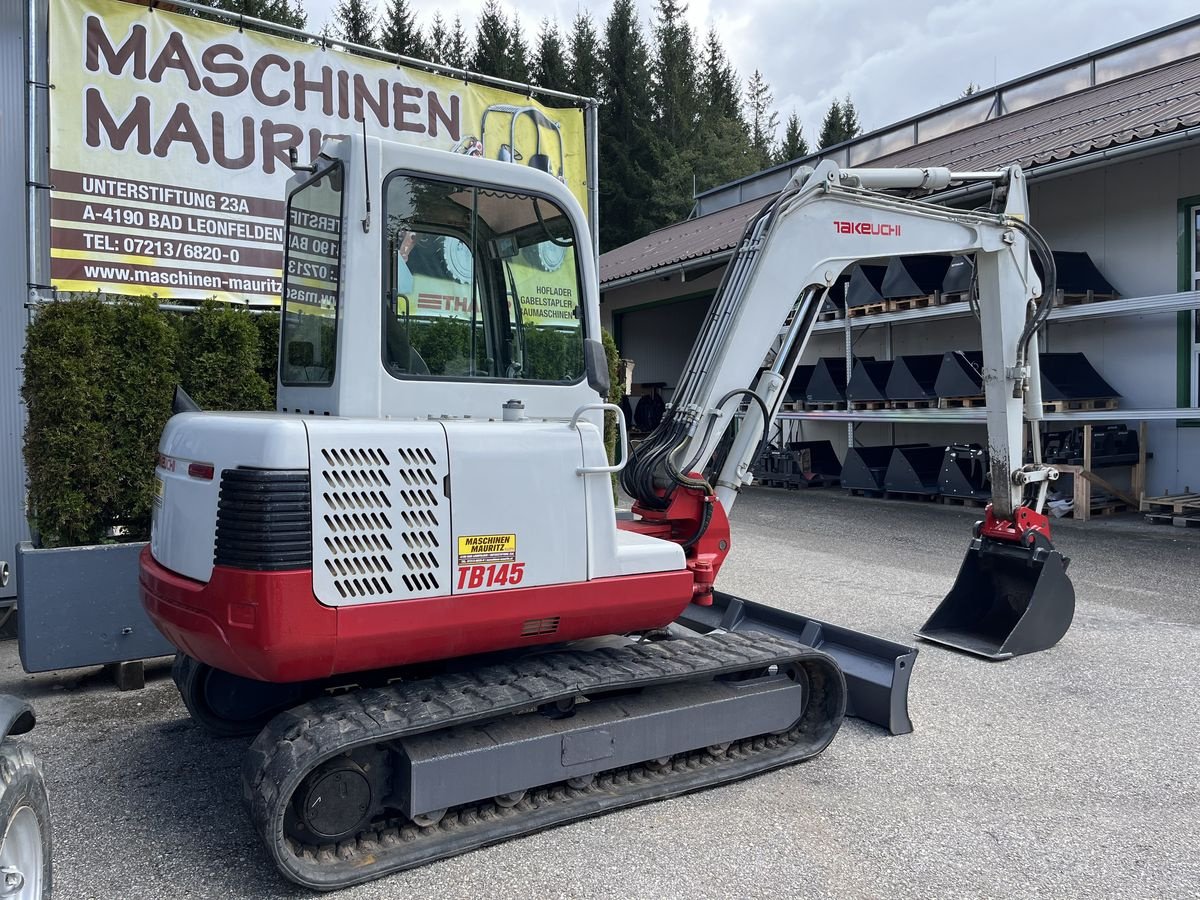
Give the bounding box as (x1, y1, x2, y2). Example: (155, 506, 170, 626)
(980, 504, 1053, 544)
(140, 547, 694, 683)
(140, 548, 336, 682)
(622, 480, 732, 604)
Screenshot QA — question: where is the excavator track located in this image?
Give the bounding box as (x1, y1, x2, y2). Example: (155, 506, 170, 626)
(243, 631, 846, 890)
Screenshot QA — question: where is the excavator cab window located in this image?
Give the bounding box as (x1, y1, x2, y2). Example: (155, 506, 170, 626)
(281, 160, 344, 386)
(382, 172, 585, 384)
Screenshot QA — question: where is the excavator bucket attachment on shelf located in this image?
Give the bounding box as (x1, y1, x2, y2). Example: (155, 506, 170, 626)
(678, 591, 916, 735)
(917, 534, 1075, 660)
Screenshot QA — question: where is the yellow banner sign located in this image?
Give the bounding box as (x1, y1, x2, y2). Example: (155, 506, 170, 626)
(47, 0, 588, 303)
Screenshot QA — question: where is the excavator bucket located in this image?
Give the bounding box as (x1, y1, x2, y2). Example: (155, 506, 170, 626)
(917, 534, 1075, 660)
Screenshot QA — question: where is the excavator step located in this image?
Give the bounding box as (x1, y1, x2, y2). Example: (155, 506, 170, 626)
(243, 631, 845, 890)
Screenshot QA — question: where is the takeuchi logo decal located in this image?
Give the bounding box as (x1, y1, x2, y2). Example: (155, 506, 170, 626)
(834, 220, 902, 236)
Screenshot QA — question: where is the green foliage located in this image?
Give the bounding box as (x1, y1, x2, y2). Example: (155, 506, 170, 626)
(599, 0, 661, 251)
(105, 299, 182, 541)
(254, 311, 281, 406)
(178, 302, 273, 412)
(776, 111, 810, 163)
(23, 298, 277, 547)
(334, 0, 376, 46)
(427, 13, 450, 64)
(524, 327, 583, 381)
(533, 19, 569, 90)
(746, 69, 778, 168)
(23, 297, 178, 547)
(819, 96, 861, 150)
(200, 0, 306, 30)
(651, 0, 699, 140)
(447, 16, 470, 69)
(601, 327, 624, 463)
(471, 0, 529, 82)
(408, 317, 475, 375)
(567, 12, 602, 98)
(379, 0, 427, 58)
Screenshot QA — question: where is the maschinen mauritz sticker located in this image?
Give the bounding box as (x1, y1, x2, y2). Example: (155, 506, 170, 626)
(457, 534, 517, 566)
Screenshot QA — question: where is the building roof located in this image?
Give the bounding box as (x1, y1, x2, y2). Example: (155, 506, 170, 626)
(868, 53, 1200, 172)
(597, 196, 762, 286)
(600, 22, 1200, 288)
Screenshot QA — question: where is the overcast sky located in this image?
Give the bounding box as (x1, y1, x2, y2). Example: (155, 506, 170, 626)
(303, 0, 1196, 141)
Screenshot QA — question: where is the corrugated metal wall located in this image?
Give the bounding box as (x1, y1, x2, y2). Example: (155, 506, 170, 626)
(0, 3, 30, 600)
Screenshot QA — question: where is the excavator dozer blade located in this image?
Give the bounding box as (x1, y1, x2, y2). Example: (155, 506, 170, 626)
(917, 536, 1075, 660)
(677, 591, 916, 735)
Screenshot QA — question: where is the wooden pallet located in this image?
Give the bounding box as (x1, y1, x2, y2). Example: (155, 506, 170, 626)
(848, 400, 888, 410)
(1054, 289, 1119, 307)
(1086, 500, 1131, 517)
(847, 488, 885, 498)
(939, 494, 988, 508)
(817, 309, 843, 322)
(937, 291, 970, 306)
(884, 490, 940, 502)
(938, 395, 986, 408)
(889, 399, 936, 409)
(886, 295, 935, 313)
(1042, 397, 1120, 412)
(803, 401, 844, 411)
(1145, 512, 1200, 528)
(1141, 493, 1200, 514)
(847, 302, 887, 318)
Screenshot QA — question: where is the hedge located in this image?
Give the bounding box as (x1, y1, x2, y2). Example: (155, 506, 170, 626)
(23, 297, 276, 547)
(23, 295, 624, 546)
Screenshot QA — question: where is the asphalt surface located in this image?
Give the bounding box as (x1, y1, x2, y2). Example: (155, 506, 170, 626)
(3, 488, 1199, 899)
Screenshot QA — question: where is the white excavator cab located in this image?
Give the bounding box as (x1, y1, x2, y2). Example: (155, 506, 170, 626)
(277, 135, 610, 426)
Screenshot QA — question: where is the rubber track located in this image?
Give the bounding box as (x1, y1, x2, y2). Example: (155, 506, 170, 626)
(243, 631, 846, 890)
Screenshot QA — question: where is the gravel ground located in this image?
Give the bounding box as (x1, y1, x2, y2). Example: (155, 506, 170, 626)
(3, 487, 1199, 899)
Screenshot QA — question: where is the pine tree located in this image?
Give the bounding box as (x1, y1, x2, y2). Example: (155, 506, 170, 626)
(205, 0, 306, 30)
(651, 0, 699, 139)
(818, 99, 845, 149)
(379, 0, 426, 59)
(533, 20, 569, 89)
(427, 13, 450, 65)
(448, 16, 469, 69)
(567, 12, 602, 99)
(698, 27, 740, 122)
(841, 94, 862, 140)
(745, 69, 778, 168)
(962, 82, 980, 96)
(776, 111, 809, 162)
(333, 0, 375, 47)
(599, 0, 661, 250)
(471, 0, 512, 79)
(507, 11, 532, 83)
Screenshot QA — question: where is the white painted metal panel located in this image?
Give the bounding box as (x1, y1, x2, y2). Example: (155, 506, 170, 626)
(443, 420, 587, 592)
(153, 413, 310, 583)
(307, 419, 451, 606)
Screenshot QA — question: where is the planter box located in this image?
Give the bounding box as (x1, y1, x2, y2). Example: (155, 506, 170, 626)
(16, 541, 173, 673)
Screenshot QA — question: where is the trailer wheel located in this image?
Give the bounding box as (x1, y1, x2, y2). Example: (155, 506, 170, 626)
(0, 743, 52, 899)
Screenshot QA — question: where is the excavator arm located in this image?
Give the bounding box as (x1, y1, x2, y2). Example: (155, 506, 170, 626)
(626, 160, 1075, 660)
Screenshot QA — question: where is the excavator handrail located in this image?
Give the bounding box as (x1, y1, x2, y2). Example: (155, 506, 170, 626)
(571, 402, 628, 474)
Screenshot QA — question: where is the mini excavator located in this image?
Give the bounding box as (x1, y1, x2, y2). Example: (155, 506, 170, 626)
(142, 135, 1075, 890)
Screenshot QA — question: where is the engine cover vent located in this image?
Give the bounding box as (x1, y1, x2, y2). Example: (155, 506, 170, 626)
(308, 422, 451, 606)
(521, 617, 561, 637)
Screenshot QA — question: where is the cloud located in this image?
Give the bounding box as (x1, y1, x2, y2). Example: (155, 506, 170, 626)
(305, 0, 1196, 142)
